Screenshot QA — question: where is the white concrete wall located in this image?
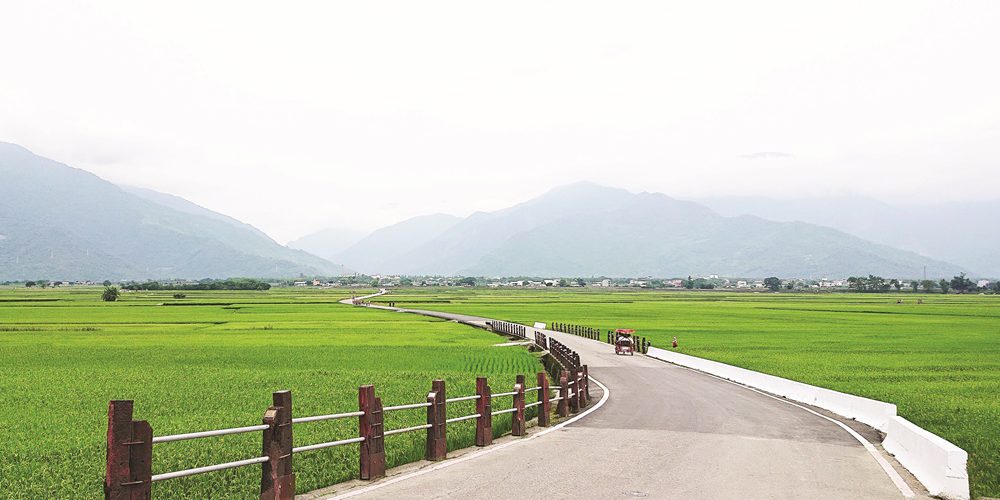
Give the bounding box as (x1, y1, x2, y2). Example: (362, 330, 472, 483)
(883, 416, 969, 500)
(646, 346, 969, 500)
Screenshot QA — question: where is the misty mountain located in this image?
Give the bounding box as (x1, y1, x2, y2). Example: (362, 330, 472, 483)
(287, 227, 368, 262)
(122, 185, 274, 242)
(333, 214, 462, 274)
(337, 183, 964, 278)
(700, 196, 1000, 277)
(0, 142, 348, 280)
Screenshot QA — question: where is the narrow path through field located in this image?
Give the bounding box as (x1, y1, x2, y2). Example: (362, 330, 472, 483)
(327, 293, 919, 499)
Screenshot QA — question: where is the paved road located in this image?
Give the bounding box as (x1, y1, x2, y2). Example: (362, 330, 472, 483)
(322, 303, 913, 499)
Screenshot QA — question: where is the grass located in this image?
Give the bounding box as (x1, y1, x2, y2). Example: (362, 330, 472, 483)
(0, 287, 542, 499)
(379, 288, 1000, 499)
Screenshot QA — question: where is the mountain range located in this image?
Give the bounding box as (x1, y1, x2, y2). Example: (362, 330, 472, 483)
(1, 142, 985, 280)
(699, 196, 1000, 277)
(0, 142, 348, 281)
(326, 183, 968, 279)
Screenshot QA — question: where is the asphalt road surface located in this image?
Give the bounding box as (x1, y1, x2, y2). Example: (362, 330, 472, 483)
(321, 301, 915, 499)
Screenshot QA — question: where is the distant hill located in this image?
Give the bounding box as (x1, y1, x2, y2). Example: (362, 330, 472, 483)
(0, 142, 348, 280)
(333, 214, 462, 274)
(337, 182, 965, 278)
(700, 196, 1000, 277)
(287, 227, 368, 262)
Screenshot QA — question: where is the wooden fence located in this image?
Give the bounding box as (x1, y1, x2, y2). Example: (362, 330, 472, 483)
(550, 321, 602, 341)
(104, 347, 591, 499)
(551, 321, 651, 353)
(486, 320, 526, 339)
(534, 330, 548, 350)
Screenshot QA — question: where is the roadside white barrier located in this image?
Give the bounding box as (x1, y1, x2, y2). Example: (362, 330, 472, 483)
(645, 347, 896, 429)
(646, 346, 970, 500)
(882, 417, 969, 500)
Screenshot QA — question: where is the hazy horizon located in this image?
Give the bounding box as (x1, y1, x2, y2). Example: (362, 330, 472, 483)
(3, 1, 999, 243)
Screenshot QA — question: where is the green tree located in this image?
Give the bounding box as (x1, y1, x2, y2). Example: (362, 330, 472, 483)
(949, 273, 975, 293)
(457, 277, 476, 286)
(763, 277, 782, 291)
(868, 275, 888, 292)
(576, 278, 586, 287)
(991, 281, 1000, 294)
(890, 279, 901, 291)
(558, 279, 568, 287)
(102, 280, 112, 287)
(684, 276, 694, 289)
(910, 280, 920, 292)
(847, 276, 864, 292)
(101, 286, 119, 302)
(399, 278, 413, 286)
(693, 279, 715, 289)
(24, 281, 36, 287)
(921, 279, 936, 292)
(938, 279, 950, 294)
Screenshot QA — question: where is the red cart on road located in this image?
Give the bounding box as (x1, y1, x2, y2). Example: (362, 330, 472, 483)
(615, 329, 636, 356)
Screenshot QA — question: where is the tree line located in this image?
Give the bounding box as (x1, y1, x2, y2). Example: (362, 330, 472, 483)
(121, 278, 271, 291)
(847, 273, 995, 293)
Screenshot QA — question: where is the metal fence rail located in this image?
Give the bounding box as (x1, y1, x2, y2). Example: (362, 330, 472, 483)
(293, 436, 366, 453)
(383, 402, 432, 412)
(292, 411, 365, 424)
(151, 456, 270, 482)
(384, 423, 432, 437)
(446, 413, 481, 424)
(152, 424, 270, 444)
(446, 394, 480, 403)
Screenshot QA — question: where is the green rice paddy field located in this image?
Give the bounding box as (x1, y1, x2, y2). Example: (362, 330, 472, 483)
(0, 287, 541, 499)
(380, 288, 1000, 499)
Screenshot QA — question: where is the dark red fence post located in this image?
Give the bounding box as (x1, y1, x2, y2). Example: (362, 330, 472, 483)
(426, 380, 447, 461)
(475, 377, 492, 446)
(359, 385, 385, 480)
(105, 400, 131, 499)
(105, 400, 152, 500)
(576, 368, 586, 408)
(512, 375, 526, 436)
(130, 420, 153, 500)
(569, 370, 580, 413)
(261, 390, 295, 500)
(558, 371, 569, 417)
(537, 372, 550, 427)
(582, 365, 591, 404)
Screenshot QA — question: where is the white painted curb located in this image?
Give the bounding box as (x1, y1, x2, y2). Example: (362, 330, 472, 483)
(646, 346, 970, 500)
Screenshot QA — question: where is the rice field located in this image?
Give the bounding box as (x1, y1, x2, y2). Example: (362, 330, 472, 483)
(379, 288, 1000, 499)
(0, 287, 542, 499)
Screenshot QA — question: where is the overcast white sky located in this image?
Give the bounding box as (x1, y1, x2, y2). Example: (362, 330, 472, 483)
(2, 1, 998, 243)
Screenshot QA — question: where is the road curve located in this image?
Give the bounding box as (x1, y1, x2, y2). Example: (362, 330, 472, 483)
(324, 301, 911, 499)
